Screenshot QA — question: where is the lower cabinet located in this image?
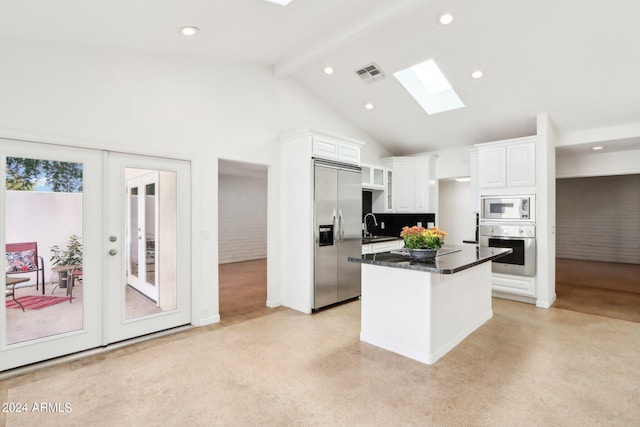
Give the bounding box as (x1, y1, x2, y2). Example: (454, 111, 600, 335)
(362, 239, 404, 255)
(491, 273, 536, 298)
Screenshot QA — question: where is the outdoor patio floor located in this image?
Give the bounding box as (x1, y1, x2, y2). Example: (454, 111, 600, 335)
(6, 282, 161, 345)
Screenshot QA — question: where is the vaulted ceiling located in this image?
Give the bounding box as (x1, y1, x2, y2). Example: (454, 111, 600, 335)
(2, 0, 639, 155)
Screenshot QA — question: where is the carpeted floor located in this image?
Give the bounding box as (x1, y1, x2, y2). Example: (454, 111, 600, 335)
(3, 297, 640, 426)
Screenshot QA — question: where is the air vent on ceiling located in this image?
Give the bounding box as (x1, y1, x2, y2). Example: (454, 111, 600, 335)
(355, 63, 385, 84)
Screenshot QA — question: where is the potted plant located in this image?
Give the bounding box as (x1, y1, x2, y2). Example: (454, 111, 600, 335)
(50, 234, 83, 287)
(400, 226, 447, 261)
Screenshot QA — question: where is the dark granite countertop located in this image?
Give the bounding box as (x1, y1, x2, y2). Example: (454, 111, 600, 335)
(348, 245, 512, 275)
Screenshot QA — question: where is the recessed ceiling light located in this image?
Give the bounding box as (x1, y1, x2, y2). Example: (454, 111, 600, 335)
(324, 66, 334, 75)
(593, 146, 603, 150)
(365, 103, 374, 110)
(179, 26, 199, 36)
(471, 70, 484, 79)
(439, 13, 454, 25)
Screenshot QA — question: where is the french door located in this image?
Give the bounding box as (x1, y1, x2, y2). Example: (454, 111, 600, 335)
(104, 152, 191, 344)
(0, 139, 191, 371)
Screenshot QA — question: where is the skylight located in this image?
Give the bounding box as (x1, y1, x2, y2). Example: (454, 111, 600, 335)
(393, 59, 464, 115)
(263, 0, 295, 5)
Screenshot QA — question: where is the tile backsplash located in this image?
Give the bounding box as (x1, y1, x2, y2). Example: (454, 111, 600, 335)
(363, 213, 436, 238)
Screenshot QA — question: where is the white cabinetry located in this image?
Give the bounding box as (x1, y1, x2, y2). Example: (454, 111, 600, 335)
(491, 273, 536, 300)
(476, 136, 536, 192)
(506, 143, 536, 187)
(382, 156, 436, 213)
(312, 134, 361, 164)
(361, 164, 385, 190)
(478, 147, 506, 188)
(384, 169, 393, 211)
(361, 239, 404, 255)
(279, 129, 364, 314)
(390, 157, 414, 212)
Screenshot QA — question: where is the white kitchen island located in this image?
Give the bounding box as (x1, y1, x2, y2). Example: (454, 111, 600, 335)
(349, 246, 511, 365)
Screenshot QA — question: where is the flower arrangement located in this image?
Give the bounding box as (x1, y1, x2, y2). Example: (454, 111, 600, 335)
(400, 226, 447, 250)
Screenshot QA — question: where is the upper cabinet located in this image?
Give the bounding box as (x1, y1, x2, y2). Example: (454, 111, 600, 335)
(381, 156, 436, 213)
(478, 147, 506, 188)
(506, 142, 536, 187)
(476, 136, 536, 191)
(312, 134, 361, 165)
(361, 163, 385, 190)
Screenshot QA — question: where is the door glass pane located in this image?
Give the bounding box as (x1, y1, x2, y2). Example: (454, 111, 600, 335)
(488, 238, 525, 265)
(129, 187, 139, 278)
(5, 157, 84, 344)
(125, 169, 176, 319)
(145, 183, 156, 285)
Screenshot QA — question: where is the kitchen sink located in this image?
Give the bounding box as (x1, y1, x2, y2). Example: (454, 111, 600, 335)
(362, 235, 399, 244)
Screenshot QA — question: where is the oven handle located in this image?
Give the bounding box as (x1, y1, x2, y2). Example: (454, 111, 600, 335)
(481, 236, 535, 240)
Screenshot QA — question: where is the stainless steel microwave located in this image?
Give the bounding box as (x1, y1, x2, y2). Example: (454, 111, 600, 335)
(481, 195, 535, 222)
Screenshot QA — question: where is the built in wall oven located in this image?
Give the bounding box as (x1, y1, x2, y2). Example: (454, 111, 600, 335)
(481, 195, 535, 222)
(479, 223, 536, 277)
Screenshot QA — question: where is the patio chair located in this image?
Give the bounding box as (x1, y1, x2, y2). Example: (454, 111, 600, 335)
(5, 242, 46, 295)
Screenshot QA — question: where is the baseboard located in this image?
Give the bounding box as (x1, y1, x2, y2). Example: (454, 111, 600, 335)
(266, 299, 281, 308)
(195, 314, 220, 326)
(535, 293, 556, 309)
(492, 291, 536, 305)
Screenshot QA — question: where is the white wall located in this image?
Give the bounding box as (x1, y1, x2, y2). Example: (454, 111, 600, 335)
(5, 191, 83, 285)
(0, 39, 391, 323)
(557, 149, 640, 178)
(536, 113, 557, 309)
(427, 146, 473, 180)
(158, 171, 177, 311)
(218, 175, 267, 264)
(437, 180, 476, 245)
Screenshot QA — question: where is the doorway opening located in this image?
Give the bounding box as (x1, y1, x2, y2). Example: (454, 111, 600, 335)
(217, 159, 270, 324)
(437, 178, 476, 245)
(554, 174, 640, 322)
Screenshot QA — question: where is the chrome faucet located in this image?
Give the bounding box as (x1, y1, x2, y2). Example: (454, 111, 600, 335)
(363, 213, 378, 237)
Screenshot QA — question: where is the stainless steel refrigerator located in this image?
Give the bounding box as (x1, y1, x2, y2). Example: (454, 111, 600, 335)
(313, 158, 362, 310)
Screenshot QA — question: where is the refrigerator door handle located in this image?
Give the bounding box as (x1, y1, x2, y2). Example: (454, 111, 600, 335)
(333, 207, 338, 243)
(338, 208, 344, 241)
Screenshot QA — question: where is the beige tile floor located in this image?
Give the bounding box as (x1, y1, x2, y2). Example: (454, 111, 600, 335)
(2, 258, 640, 426)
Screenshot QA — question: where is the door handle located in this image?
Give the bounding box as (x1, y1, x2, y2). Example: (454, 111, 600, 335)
(333, 207, 338, 243)
(109, 249, 118, 256)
